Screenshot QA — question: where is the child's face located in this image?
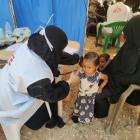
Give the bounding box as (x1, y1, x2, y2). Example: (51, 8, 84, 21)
(83, 59, 97, 76)
(99, 57, 106, 68)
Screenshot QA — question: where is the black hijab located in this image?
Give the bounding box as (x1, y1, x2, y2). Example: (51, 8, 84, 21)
(28, 25, 68, 77)
(107, 15, 140, 75)
(104, 15, 140, 104)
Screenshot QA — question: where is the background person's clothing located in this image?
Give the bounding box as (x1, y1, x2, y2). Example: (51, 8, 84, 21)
(107, 2, 132, 22)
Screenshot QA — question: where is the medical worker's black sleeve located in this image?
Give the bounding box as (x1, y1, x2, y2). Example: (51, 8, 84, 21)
(59, 52, 79, 65)
(27, 78, 70, 103)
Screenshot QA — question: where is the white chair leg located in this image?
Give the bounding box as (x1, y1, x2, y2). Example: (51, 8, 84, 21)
(105, 104, 116, 131)
(133, 125, 140, 140)
(135, 108, 140, 125)
(110, 99, 125, 134)
(45, 102, 52, 118)
(54, 72, 63, 117)
(58, 101, 63, 117)
(1, 124, 21, 140)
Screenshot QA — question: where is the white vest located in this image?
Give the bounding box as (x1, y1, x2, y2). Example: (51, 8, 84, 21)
(107, 2, 132, 23)
(0, 43, 54, 122)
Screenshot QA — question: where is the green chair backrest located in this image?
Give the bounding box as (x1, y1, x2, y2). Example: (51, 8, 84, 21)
(103, 21, 126, 38)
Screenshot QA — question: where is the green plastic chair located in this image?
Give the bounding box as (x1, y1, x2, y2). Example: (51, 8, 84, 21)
(101, 21, 126, 53)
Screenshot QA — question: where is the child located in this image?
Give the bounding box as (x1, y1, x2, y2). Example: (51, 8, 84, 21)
(98, 53, 110, 72)
(68, 52, 108, 123)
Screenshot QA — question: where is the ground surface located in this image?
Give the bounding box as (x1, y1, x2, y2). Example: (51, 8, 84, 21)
(0, 36, 140, 140)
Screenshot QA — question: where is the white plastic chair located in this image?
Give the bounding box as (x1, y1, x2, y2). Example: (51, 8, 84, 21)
(106, 84, 140, 137)
(0, 101, 51, 140)
(55, 75, 63, 117)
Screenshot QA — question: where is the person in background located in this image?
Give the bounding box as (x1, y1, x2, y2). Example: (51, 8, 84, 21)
(103, 0, 116, 16)
(107, 0, 132, 23)
(96, 0, 131, 47)
(98, 53, 111, 72)
(86, 0, 107, 36)
(125, 0, 140, 13)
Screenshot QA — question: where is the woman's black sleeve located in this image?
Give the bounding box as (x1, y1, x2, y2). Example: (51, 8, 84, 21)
(119, 71, 140, 86)
(118, 60, 140, 86)
(27, 78, 70, 103)
(59, 52, 79, 65)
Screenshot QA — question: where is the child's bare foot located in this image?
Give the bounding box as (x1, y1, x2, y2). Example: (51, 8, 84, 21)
(67, 119, 73, 125)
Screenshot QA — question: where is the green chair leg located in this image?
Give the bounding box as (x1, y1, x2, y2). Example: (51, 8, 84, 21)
(115, 38, 120, 53)
(103, 36, 110, 53)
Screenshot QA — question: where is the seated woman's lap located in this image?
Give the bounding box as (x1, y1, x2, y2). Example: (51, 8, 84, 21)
(94, 86, 115, 118)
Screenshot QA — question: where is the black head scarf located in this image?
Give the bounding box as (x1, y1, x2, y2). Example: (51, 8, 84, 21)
(107, 15, 140, 75)
(28, 25, 68, 77)
(102, 15, 140, 104)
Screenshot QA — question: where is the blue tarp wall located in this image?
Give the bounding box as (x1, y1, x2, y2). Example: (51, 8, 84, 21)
(0, 0, 88, 54)
(0, 0, 14, 28)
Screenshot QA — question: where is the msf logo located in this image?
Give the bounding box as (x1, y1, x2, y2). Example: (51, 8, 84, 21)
(113, 7, 122, 13)
(7, 55, 15, 65)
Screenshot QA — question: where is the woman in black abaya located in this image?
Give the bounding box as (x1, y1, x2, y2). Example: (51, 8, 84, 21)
(95, 15, 140, 118)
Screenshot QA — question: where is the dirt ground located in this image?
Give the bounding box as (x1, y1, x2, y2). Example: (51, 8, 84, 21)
(0, 36, 140, 140)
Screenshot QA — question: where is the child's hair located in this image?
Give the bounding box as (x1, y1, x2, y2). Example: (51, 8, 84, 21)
(99, 53, 110, 62)
(83, 52, 99, 66)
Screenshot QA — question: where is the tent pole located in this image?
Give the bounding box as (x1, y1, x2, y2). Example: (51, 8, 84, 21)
(83, 0, 90, 54)
(8, 0, 17, 28)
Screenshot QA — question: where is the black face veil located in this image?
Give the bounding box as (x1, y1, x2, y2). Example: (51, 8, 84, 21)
(28, 25, 68, 76)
